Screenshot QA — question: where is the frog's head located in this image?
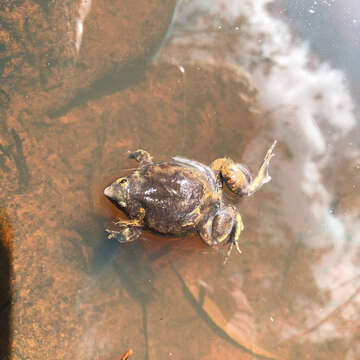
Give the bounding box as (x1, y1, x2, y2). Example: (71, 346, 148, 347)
(104, 176, 130, 209)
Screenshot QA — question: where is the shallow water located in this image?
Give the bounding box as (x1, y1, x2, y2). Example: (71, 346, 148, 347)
(1, 1, 360, 359)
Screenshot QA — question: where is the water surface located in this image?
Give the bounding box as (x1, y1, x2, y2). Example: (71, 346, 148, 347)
(1, 1, 360, 359)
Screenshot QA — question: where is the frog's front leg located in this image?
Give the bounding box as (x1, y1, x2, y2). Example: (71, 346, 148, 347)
(128, 149, 153, 168)
(198, 205, 244, 256)
(106, 208, 145, 243)
(106, 227, 143, 243)
(211, 140, 276, 196)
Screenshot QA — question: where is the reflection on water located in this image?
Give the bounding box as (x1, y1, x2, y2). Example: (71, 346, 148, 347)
(282, 0, 360, 100)
(1, 0, 360, 359)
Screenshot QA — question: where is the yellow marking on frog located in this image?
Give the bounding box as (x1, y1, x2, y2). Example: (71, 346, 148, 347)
(181, 220, 195, 227)
(116, 177, 126, 184)
(165, 186, 178, 196)
(212, 158, 248, 194)
(130, 171, 141, 181)
(216, 229, 230, 245)
(199, 175, 218, 202)
(211, 158, 227, 173)
(234, 213, 244, 241)
(131, 149, 153, 163)
(122, 227, 137, 242)
(182, 205, 202, 226)
(234, 212, 244, 254)
(115, 208, 145, 228)
(115, 219, 141, 227)
(225, 162, 248, 193)
(203, 188, 212, 201)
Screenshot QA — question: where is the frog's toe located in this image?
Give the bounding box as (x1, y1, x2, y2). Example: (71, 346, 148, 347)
(259, 141, 277, 180)
(106, 227, 142, 243)
(265, 140, 277, 160)
(224, 211, 244, 264)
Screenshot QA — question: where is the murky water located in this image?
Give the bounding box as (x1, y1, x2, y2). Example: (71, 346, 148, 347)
(1, 1, 360, 359)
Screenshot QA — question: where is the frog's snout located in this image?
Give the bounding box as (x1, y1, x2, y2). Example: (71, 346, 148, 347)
(104, 185, 114, 199)
(104, 183, 127, 208)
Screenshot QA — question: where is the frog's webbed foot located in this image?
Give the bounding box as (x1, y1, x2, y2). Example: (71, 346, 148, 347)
(211, 140, 277, 197)
(198, 205, 244, 263)
(128, 149, 153, 167)
(106, 226, 143, 243)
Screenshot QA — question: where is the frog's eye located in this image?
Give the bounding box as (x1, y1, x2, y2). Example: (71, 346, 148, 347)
(116, 177, 128, 185)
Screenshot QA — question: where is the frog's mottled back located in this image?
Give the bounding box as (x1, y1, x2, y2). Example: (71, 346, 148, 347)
(127, 162, 219, 234)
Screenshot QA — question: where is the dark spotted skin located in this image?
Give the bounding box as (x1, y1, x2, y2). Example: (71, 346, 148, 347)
(104, 144, 276, 260)
(128, 162, 218, 234)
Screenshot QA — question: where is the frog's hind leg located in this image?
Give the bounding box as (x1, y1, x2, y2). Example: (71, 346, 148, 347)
(211, 140, 276, 197)
(106, 226, 143, 243)
(198, 205, 244, 251)
(128, 149, 153, 167)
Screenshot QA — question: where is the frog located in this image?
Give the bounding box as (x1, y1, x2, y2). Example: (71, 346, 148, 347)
(104, 141, 276, 260)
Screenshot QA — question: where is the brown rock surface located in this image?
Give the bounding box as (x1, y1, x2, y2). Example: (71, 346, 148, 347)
(0, 0, 177, 115)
